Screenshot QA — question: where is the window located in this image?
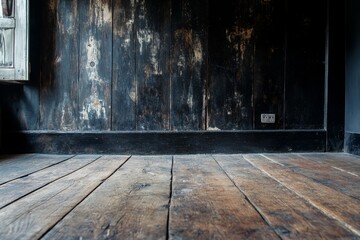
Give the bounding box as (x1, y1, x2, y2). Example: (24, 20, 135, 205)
(0, 0, 28, 81)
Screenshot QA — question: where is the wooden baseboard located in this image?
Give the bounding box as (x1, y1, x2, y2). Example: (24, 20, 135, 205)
(345, 132, 360, 155)
(1, 130, 326, 154)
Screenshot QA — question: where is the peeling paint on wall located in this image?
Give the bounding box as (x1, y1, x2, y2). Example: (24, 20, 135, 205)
(92, 0, 112, 27)
(79, 35, 108, 129)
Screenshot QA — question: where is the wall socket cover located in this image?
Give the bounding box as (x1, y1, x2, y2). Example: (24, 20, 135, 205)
(261, 114, 276, 123)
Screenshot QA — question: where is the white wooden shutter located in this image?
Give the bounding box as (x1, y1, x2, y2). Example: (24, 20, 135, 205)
(0, 0, 29, 81)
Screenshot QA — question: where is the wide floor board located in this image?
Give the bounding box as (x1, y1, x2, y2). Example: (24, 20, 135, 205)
(0, 153, 359, 239)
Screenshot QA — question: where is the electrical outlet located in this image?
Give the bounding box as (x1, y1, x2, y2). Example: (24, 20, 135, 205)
(261, 114, 276, 124)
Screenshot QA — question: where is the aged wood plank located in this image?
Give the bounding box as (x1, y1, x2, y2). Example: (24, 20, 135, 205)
(264, 153, 360, 200)
(0, 155, 129, 240)
(170, 0, 208, 130)
(0, 155, 100, 209)
(244, 154, 360, 236)
(298, 153, 360, 175)
(215, 154, 358, 239)
(285, 0, 326, 129)
(208, 0, 255, 130)
(42, 155, 172, 239)
(135, 0, 171, 130)
(112, 0, 136, 130)
(78, 0, 112, 130)
(0, 154, 74, 185)
(253, 0, 285, 129)
(169, 155, 279, 239)
(40, 0, 79, 130)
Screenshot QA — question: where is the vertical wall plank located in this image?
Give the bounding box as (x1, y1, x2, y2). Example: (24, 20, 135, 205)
(327, 0, 345, 151)
(112, 0, 136, 130)
(208, 0, 255, 130)
(40, 0, 79, 130)
(285, 0, 326, 129)
(253, 0, 285, 129)
(78, 0, 112, 130)
(135, 0, 171, 130)
(170, 0, 208, 130)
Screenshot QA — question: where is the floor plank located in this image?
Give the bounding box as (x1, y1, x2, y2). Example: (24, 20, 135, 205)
(264, 153, 360, 200)
(298, 153, 360, 175)
(169, 155, 280, 240)
(244, 154, 360, 236)
(0, 154, 74, 185)
(42, 155, 172, 240)
(0, 155, 100, 209)
(214, 154, 358, 239)
(0, 155, 129, 240)
(0, 153, 358, 240)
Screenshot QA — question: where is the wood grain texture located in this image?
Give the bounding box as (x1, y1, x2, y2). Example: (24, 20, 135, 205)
(3, 0, 331, 135)
(112, 0, 137, 130)
(215, 154, 358, 239)
(169, 155, 279, 239)
(285, 0, 326, 129)
(208, 0, 255, 130)
(0, 155, 99, 209)
(135, 0, 171, 130)
(0, 154, 73, 185)
(78, 0, 112, 130)
(170, 0, 208, 130)
(0, 155, 128, 240)
(253, 0, 285, 129)
(42, 155, 172, 240)
(298, 153, 360, 175)
(264, 154, 360, 200)
(244, 154, 360, 236)
(40, 0, 79, 130)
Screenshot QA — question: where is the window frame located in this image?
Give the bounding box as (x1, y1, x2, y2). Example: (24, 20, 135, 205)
(0, 0, 29, 81)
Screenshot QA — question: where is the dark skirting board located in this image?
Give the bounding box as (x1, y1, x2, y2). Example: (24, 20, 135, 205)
(2, 130, 325, 154)
(345, 133, 360, 156)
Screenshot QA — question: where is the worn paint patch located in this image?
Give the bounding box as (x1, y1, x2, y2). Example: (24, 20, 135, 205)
(175, 29, 204, 71)
(59, 93, 76, 130)
(92, 0, 112, 27)
(137, 29, 152, 55)
(226, 27, 254, 43)
(80, 36, 108, 128)
(144, 32, 162, 77)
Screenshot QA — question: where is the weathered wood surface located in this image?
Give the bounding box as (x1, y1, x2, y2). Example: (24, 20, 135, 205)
(170, 0, 208, 130)
(215, 155, 358, 239)
(169, 155, 279, 239)
(0, 153, 359, 240)
(285, 0, 326, 129)
(0, 155, 129, 240)
(78, 0, 112, 130)
(264, 153, 360, 200)
(208, 0, 255, 130)
(135, 0, 171, 130)
(244, 154, 360, 236)
(0, 154, 73, 185)
(43, 156, 172, 239)
(253, 0, 285, 129)
(40, 0, 79, 130)
(1, 0, 329, 133)
(0, 155, 99, 209)
(298, 153, 360, 175)
(112, 0, 136, 130)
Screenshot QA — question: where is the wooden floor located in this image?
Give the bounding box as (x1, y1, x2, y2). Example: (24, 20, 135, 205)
(0, 153, 359, 239)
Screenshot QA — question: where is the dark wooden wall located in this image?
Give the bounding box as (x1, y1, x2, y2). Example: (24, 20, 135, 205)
(345, 0, 360, 155)
(0, 0, 327, 132)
